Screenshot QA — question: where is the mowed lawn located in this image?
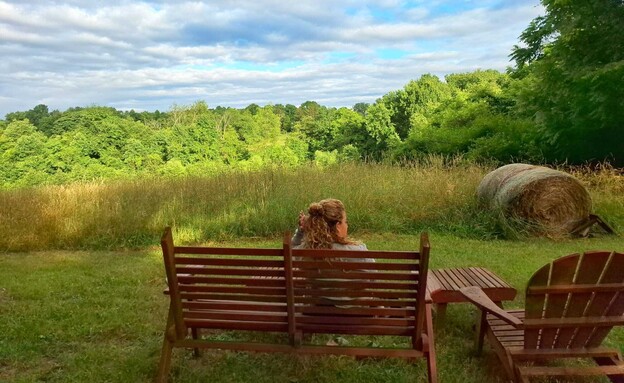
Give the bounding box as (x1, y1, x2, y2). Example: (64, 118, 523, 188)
(1, 232, 623, 383)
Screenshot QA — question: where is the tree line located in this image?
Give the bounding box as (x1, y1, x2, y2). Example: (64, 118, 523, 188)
(1, 0, 622, 188)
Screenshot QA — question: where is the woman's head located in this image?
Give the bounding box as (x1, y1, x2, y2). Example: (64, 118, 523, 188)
(303, 198, 352, 249)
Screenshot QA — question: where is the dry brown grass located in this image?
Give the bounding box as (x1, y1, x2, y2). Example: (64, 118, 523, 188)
(0, 161, 621, 251)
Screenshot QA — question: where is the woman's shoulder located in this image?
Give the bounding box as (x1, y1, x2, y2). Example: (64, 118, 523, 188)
(331, 242, 367, 251)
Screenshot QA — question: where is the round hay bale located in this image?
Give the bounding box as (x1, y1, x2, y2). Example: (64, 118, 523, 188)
(477, 164, 592, 238)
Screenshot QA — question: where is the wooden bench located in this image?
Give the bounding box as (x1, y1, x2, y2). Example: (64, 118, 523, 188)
(156, 227, 437, 383)
(427, 267, 517, 327)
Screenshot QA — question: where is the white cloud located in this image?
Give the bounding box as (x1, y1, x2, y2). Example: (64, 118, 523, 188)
(0, 0, 544, 116)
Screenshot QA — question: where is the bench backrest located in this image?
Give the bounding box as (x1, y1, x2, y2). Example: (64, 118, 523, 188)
(161, 227, 430, 344)
(524, 250, 624, 349)
(288, 232, 430, 340)
(161, 227, 289, 337)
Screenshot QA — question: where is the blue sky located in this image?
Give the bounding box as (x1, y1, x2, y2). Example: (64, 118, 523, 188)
(0, 0, 543, 116)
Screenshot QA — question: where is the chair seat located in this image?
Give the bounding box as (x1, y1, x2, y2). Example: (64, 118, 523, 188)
(486, 309, 525, 350)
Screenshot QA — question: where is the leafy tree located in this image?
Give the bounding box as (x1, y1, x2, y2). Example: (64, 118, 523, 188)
(511, 0, 624, 165)
(381, 74, 452, 139)
(122, 109, 168, 127)
(330, 107, 370, 159)
(253, 106, 281, 140)
(314, 150, 338, 167)
(40, 107, 161, 180)
(244, 103, 260, 115)
(159, 158, 187, 177)
(272, 104, 297, 132)
(162, 118, 220, 164)
(123, 138, 162, 170)
(168, 101, 210, 128)
(393, 70, 538, 162)
(220, 126, 248, 164)
(232, 111, 259, 143)
(0, 120, 49, 184)
(285, 133, 308, 163)
(50, 106, 119, 136)
(446, 70, 516, 114)
(4, 104, 62, 136)
(294, 101, 335, 156)
(337, 144, 361, 162)
(364, 102, 401, 158)
(352, 102, 370, 116)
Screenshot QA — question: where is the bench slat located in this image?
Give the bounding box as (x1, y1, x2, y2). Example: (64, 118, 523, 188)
(180, 286, 286, 296)
(293, 249, 420, 260)
(176, 259, 284, 268)
(297, 315, 413, 327)
(175, 246, 282, 256)
(184, 310, 288, 323)
(184, 319, 289, 332)
(178, 268, 284, 278)
(180, 292, 286, 303)
(297, 324, 413, 336)
(294, 270, 418, 281)
(294, 260, 419, 271)
(180, 278, 285, 288)
(294, 280, 418, 290)
(182, 300, 286, 312)
(296, 305, 416, 317)
(294, 288, 416, 299)
(296, 297, 417, 307)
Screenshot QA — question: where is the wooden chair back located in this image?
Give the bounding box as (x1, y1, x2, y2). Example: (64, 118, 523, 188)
(289, 233, 430, 343)
(161, 227, 290, 335)
(523, 250, 624, 349)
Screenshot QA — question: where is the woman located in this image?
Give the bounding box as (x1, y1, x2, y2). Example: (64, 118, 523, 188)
(292, 198, 367, 251)
(291, 198, 375, 319)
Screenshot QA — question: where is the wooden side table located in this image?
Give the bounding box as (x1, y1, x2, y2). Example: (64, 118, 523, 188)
(426, 267, 517, 328)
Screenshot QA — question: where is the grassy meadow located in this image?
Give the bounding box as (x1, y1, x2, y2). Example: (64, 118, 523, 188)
(1, 160, 623, 382)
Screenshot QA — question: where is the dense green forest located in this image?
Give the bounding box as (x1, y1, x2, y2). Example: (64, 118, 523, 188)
(1, 0, 622, 188)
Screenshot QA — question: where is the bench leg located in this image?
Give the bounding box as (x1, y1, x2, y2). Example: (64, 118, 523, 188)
(424, 302, 438, 383)
(191, 328, 202, 357)
(156, 306, 175, 383)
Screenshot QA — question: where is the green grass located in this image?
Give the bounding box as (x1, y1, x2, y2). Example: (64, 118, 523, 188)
(1, 161, 622, 381)
(1, 233, 623, 383)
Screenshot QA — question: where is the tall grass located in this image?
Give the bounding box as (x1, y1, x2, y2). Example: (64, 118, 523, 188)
(1, 160, 622, 251)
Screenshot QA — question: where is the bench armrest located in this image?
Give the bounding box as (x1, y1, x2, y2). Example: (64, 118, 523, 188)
(460, 286, 523, 328)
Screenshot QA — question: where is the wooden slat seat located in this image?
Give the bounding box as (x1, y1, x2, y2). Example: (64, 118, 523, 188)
(461, 250, 624, 383)
(155, 227, 437, 383)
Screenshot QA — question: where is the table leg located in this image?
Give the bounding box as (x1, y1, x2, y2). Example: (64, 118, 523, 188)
(472, 301, 503, 353)
(474, 309, 487, 354)
(434, 303, 447, 329)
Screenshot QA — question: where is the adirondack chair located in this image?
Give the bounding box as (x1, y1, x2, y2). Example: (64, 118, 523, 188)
(461, 250, 624, 383)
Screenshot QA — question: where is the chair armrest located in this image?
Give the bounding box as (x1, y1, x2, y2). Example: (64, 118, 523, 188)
(460, 286, 523, 328)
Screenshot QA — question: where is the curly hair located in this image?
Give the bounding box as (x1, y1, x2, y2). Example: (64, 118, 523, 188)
(302, 198, 358, 249)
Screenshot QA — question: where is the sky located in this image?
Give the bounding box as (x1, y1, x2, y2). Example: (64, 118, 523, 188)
(0, 0, 544, 117)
